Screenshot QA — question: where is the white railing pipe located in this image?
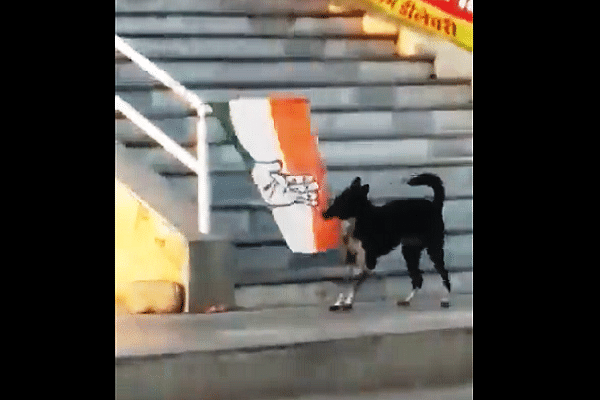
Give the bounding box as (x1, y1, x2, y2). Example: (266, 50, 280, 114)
(115, 96, 200, 173)
(115, 35, 211, 234)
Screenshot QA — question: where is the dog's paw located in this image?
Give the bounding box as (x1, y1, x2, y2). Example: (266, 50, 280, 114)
(397, 300, 411, 307)
(330, 293, 352, 311)
(329, 303, 353, 311)
(440, 301, 450, 308)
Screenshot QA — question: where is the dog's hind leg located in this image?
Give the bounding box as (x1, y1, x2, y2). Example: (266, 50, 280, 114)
(348, 243, 368, 300)
(398, 245, 423, 306)
(427, 244, 451, 307)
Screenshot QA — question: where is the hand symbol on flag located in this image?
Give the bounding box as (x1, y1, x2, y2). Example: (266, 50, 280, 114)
(252, 161, 318, 207)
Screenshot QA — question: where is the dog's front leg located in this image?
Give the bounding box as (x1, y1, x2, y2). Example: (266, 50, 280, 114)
(347, 245, 370, 302)
(330, 267, 363, 311)
(330, 259, 370, 311)
(344, 251, 374, 307)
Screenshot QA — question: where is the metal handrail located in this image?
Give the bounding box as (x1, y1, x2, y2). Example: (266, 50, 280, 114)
(115, 35, 211, 234)
(115, 96, 200, 173)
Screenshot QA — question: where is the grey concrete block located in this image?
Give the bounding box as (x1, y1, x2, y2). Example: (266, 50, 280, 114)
(188, 237, 238, 312)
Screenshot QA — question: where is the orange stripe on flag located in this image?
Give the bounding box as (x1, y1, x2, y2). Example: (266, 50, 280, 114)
(268, 96, 340, 252)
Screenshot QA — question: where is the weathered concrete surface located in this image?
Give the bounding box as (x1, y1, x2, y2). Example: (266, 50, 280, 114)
(258, 383, 473, 400)
(187, 236, 238, 313)
(116, 295, 472, 399)
(234, 271, 473, 309)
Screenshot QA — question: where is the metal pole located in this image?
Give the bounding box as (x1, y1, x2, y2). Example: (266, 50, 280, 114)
(196, 108, 211, 235)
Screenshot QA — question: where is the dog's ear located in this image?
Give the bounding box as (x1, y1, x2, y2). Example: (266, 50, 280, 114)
(361, 184, 369, 195)
(351, 177, 361, 187)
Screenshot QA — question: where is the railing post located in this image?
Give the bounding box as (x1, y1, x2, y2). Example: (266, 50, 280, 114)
(196, 107, 211, 235)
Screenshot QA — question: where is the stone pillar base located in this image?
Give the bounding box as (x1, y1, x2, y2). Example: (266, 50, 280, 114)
(188, 235, 238, 313)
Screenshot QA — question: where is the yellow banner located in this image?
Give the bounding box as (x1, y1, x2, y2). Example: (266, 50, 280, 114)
(356, 0, 473, 52)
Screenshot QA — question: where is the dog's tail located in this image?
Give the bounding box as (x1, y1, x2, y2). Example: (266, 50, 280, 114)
(407, 173, 445, 208)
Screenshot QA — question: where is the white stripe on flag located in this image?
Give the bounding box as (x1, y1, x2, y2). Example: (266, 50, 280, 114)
(229, 97, 317, 253)
(229, 98, 283, 162)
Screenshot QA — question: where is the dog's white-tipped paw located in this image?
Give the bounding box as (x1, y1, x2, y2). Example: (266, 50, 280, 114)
(330, 293, 353, 311)
(398, 288, 420, 307)
(329, 293, 344, 311)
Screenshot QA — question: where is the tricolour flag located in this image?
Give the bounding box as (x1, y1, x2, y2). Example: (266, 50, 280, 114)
(227, 96, 340, 254)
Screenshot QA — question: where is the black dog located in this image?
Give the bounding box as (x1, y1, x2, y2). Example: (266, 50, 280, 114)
(322, 173, 450, 309)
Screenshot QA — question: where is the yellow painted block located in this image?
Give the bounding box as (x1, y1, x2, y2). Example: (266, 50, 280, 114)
(115, 178, 188, 313)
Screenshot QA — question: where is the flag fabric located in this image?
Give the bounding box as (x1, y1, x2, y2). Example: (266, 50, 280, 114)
(347, 0, 472, 51)
(226, 96, 340, 253)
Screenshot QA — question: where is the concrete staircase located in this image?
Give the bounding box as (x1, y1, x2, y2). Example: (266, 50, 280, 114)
(115, 0, 473, 304)
(116, 295, 473, 399)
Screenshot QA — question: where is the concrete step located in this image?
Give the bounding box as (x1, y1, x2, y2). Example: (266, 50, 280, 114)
(116, 0, 334, 14)
(157, 157, 472, 198)
(269, 384, 472, 400)
(313, 107, 473, 136)
(116, 328, 473, 399)
(116, 115, 472, 148)
(232, 233, 472, 272)
(115, 106, 473, 149)
(163, 163, 472, 206)
(212, 198, 472, 242)
(116, 15, 366, 36)
(118, 134, 472, 174)
(211, 197, 472, 241)
(115, 141, 471, 243)
(115, 295, 473, 399)
(235, 263, 473, 289)
(320, 136, 473, 162)
(116, 145, 472, 244)
(115, 80, 472, 112)
(235, 271, 473, 307)
(120, 36, 398, 58)
(115, 59, 434, 85)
